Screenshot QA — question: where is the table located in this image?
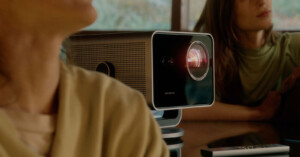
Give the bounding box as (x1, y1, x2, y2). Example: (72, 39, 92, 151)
(175, 122, 300, 157)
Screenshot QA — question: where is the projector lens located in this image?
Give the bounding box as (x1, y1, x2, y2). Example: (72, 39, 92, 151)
(186, 41, 209, 81)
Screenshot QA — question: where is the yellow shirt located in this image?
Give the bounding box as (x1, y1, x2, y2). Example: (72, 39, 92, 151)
(0, 63, 169, 157)
(1, 108, 56, 156)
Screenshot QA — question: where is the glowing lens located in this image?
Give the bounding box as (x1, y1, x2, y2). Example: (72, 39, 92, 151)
(186, 41, 209, 81)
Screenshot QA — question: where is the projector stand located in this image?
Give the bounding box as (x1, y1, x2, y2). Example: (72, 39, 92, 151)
(153, 109, 184, 157)
(162, 127, 184, 157)
(162, 127, 184, 139)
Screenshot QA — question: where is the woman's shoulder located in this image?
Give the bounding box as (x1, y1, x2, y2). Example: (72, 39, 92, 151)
(275, 32, 300, 45)
(272, 32, 300, 54)
(286, 32, 300, 38)
(286, 32, 300, 47)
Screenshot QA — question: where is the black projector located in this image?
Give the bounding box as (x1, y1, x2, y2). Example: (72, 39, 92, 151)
(68, 31, 215, 110)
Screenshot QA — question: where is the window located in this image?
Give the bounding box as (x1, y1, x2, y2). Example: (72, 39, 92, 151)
(84, 0, 300, 32)
(85, 0, 172, 31)
(273, 0, 300, 31)
(188, 0, 206, 31)
(188, 0, 300, 31)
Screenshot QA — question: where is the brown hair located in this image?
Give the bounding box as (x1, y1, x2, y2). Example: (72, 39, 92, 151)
(194, 0, 276, 104)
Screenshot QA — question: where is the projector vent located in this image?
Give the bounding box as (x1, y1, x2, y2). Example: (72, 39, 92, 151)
(69, 42, 147, 95)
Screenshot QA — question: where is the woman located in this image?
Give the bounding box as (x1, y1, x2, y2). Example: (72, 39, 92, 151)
(0, 0, 169, 156)
(183, 0, 300, 121)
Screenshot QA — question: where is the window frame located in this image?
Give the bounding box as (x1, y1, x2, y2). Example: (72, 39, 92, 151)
(171, 0, 190, 31)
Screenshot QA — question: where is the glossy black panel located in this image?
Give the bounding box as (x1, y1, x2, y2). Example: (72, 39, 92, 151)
(152, 32, 214, 108)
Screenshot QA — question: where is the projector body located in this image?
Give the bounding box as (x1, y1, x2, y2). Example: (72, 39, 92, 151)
(68, 31, 215, 111)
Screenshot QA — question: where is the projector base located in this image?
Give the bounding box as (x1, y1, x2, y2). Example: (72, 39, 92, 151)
(154, 109, 182, 128)
(162, 127, 184, 157)
(162, 127, 184, 139)
(170, 148, 181, 157)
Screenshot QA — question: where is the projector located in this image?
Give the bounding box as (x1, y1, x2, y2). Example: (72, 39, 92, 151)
(68, 31, 215, 111)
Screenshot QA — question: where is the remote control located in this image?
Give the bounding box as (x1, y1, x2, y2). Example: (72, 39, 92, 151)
(201, 144, 290, 157)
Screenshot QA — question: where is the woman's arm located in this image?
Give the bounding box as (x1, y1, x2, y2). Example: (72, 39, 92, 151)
(182, 91, 281, 121)
(182, 101, 259, 121)
(178, 122, 277, 147)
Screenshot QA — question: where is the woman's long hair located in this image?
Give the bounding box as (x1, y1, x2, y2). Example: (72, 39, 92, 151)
(194, 0, 276, 104)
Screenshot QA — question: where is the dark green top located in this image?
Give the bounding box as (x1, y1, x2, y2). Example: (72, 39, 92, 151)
(236, 33, 300, 106)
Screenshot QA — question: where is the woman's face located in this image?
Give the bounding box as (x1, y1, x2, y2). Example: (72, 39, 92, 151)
(0, 0, 97, 35)
(234, 0, 273, 32)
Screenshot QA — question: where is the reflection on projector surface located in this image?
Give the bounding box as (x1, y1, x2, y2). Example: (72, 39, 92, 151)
(185, 70, 214, 105)
(152, 110, 164, 119)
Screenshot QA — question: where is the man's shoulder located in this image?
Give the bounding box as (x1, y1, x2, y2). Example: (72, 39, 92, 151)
(60, 63, 146, 109)
(61, 63, 132, 91)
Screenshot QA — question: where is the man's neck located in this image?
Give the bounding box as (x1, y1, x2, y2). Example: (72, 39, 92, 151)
(0, 30, 63, 114)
